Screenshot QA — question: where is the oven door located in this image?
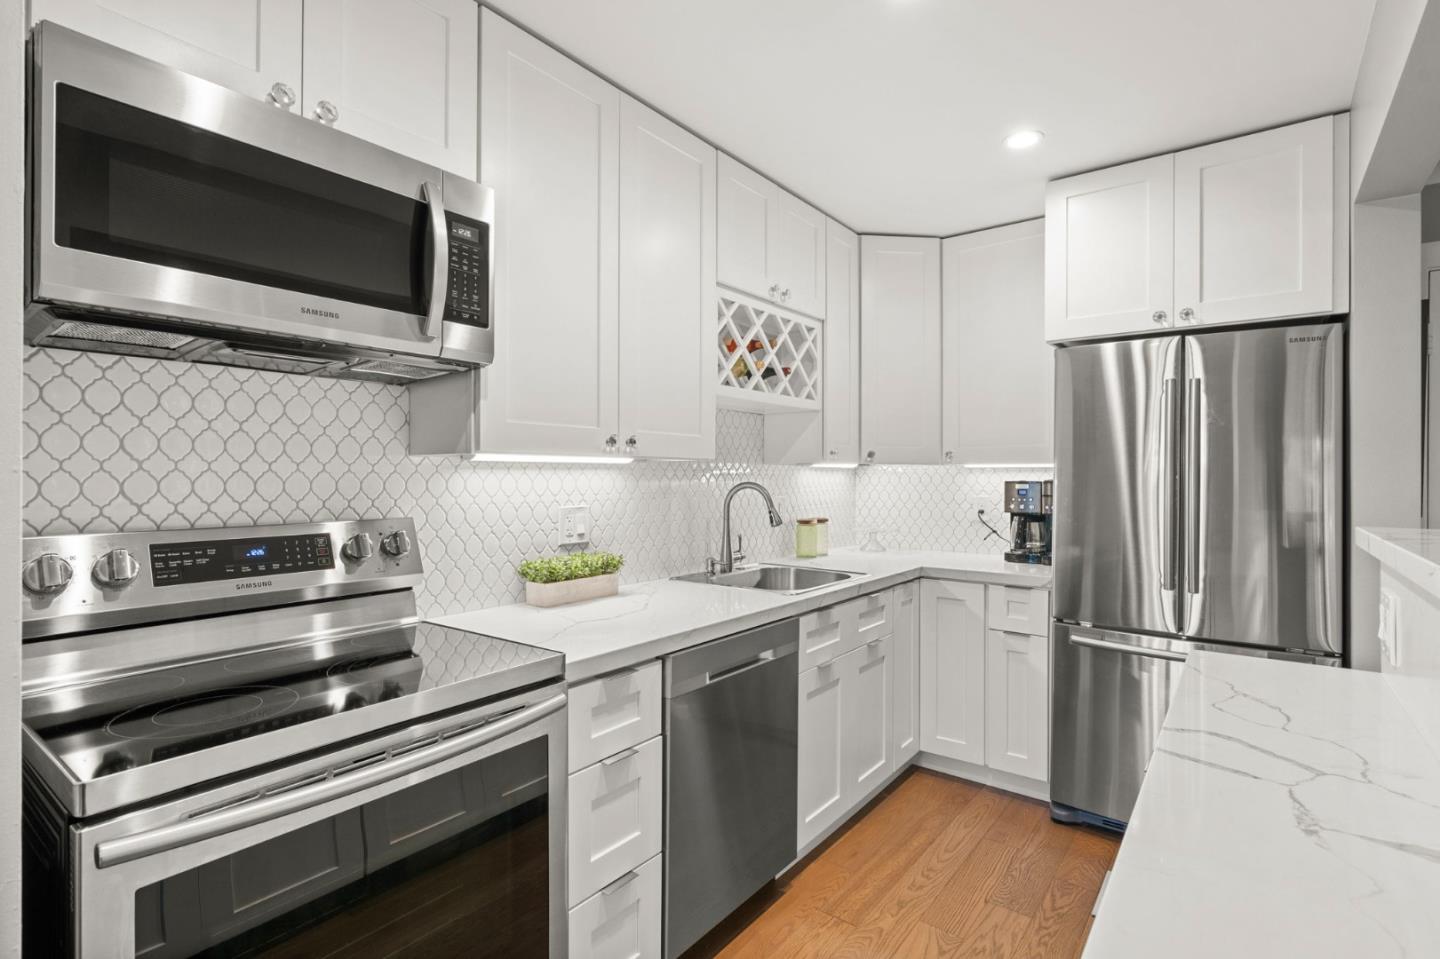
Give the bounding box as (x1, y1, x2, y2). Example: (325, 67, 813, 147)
(70, 686, 566, 959)
(29, 22, 493, 365)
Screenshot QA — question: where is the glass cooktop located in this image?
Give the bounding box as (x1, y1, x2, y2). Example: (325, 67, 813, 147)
(23, 622, 562, 787)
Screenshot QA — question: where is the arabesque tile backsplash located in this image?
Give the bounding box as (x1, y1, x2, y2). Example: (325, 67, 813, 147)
(23, 348, 1037, 618)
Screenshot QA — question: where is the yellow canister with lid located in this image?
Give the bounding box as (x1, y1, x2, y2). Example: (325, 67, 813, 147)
(796, 517, 830, 558)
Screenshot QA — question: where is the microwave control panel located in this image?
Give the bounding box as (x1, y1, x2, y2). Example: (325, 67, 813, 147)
(444, 215, 489, 329)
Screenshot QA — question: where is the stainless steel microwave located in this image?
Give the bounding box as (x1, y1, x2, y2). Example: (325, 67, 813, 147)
(26, 22, 494, 384)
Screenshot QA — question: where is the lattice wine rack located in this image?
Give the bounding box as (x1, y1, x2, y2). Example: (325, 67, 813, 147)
(715, 292, 822, 412)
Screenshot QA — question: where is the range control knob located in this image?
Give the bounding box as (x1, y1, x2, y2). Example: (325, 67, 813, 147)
(380, 530, 412, 558)
(341, 532, 375, 562)
(22, 554, 73, 595)
(92, 549, 141, 588)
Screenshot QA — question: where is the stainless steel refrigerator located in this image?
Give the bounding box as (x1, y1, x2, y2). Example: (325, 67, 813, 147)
(1050, 321, 1344, 829)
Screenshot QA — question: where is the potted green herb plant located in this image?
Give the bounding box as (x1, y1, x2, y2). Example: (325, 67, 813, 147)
(518, 551, 625, 608)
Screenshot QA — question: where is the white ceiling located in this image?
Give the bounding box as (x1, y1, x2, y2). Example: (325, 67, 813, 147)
(486, 0, 1377, 236)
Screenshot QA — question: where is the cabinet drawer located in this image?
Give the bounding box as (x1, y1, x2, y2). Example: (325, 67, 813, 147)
(852, 589, 893, 643)
(985, 585, 1050, 637)
(568, 661, 662, 773)
(568, 735, 663, 906)
(568, 853, 662, 959)
(798, 604, 853, 671)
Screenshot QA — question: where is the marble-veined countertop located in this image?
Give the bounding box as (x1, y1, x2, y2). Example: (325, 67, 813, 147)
(1083, 650, 1440, 958)
(430, 549, 1051, 681)
(1357, 527, 1440, 598)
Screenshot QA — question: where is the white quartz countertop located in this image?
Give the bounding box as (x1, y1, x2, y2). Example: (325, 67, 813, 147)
(430, 549, 1051, 681)
(1357, 527, 1440, 598)
(1083, 651, 1440, 958)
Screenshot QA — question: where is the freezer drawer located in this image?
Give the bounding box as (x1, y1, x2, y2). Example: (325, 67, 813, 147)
(1049, 624, 1336, 826)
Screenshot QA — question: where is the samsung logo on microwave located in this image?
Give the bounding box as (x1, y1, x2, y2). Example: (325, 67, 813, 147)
(235, 580, 272, 591)
(1288, 335, 1326, 344)
(301, 306, 341, 320)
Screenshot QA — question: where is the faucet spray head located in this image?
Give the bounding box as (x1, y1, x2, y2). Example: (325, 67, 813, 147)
(768, 508, 783, 528)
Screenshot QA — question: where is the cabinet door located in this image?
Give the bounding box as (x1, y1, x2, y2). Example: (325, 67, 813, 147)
(844, 637, 892, 803)
(891, 582, 920, 766)
(479, 10, 620, 455)
(302, 0, 477, 175)
(33, 0, 301, 103)
(717, 154, 779, 301)
(823, 219, 861, 463)
(1174, 116, 1336, 327)
(860, 235, 943, 464)
(984, 629, 1049, 782)
(771, 191, 827, 319)
(618, 96, 716, 459)
(797, 661, 845, 850)
(919, 580, 985, 764)
(1045, 155, 1174, 342)
(942, 220, 1051, 466)
(568, 853, 662, 959)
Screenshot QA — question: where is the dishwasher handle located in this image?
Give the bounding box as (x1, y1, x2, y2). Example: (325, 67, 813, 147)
(665, 619, 799, 698)
(706, 648, 781, 685)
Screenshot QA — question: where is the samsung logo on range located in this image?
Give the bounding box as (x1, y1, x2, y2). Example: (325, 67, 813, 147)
(301, 306, 341, 320)
(235, 580, 273, 591)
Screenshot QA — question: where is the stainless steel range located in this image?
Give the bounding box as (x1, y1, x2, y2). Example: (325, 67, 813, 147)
(21, 519, 566, 959)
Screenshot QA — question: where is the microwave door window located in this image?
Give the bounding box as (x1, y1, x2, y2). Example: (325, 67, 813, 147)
(52, 84, 426, 319)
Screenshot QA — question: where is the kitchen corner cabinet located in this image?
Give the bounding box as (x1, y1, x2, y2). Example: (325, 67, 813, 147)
(918, 580, 986, 764)
(31, 0, 302, 103)
(412, 18, 715, 460)
(1046, 115, 1349, 343)
(941, 220, 1051, 466)
(984, 629, 1048, 781)
(859, 235, 943, 464)
(718, 155, 827, 319)
(822, 219, 862, 463)
(36, 0, 479, 177)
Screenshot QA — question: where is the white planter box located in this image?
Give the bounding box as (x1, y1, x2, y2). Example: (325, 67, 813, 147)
(525, 572, 620, 608)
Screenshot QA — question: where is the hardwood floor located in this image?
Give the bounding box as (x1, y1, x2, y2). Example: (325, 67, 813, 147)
(682, 768, 1120, 959)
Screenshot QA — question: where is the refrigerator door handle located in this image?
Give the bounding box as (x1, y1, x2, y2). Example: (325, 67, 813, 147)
(1185, 377, 1203, 595)
(1159, 379, 1178, 592)
(1068, 633, 1189, 663)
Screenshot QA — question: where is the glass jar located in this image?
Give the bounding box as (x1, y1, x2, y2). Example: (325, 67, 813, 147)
(796, 517, 830, 558)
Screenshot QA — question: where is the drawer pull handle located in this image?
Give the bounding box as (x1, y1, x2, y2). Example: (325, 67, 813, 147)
(601, 748, 639, 766)
(602, 871, 639, 896)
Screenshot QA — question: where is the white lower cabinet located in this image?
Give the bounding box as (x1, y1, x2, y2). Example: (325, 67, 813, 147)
(797, 659, 846, 851)
(846, 637, 893, 800)
(568, 853, 662, 959)
(891, 582, 920, 766)
(918, 580, 986, 765)
(568, 735, 663, 908)
(984, 630, 1049, 781)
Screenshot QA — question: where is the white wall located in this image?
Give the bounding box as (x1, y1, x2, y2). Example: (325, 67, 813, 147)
(1, 1, 23, 954)
(1351, 0, 1440, 202)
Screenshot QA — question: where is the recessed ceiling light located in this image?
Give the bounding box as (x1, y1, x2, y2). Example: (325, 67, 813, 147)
(1004, 129, 1044, 151)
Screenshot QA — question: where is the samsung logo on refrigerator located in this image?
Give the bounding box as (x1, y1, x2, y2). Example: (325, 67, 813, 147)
(1288, 335, 1326, 344)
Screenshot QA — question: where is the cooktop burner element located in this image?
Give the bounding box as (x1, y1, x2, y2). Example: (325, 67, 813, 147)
(107, 685, 302, 740)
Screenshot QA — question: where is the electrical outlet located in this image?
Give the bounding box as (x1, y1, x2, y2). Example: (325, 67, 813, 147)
(557, 505, 590, 546)
(1379, 587, 1401, 668)
(968, 497, 991, 518)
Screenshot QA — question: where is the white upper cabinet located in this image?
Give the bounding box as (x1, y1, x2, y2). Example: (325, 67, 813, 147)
(1045, 155, 1175, 343)
(618, 96, 717, 460)
(1173, 115, 1344, 327)
(942, 220, 1051, 466)
(302, 0, 478, 176)
(717, 155, 826, 319)
(860, 235, 942, 464)
(477, 9, 619, 455)
(823, 219, 861, 463)
(33, 0, 302, 103)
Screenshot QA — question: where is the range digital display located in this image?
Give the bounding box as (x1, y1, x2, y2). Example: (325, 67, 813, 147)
(151, 534, 333, 586)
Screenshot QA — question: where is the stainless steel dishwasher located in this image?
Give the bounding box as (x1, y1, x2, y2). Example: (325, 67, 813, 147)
(663, 618, 798, 958)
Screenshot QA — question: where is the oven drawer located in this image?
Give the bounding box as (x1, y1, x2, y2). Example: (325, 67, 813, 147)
(568, 852, 662, 959)
(985, 585, 1050, 637)
(568, 735, 663, 906)
(568, 662, 662, 773)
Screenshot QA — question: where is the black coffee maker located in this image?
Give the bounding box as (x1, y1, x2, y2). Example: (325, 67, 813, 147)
(1003, 480, 1052, 565)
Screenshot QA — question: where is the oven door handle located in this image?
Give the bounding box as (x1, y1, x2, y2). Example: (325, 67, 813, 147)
(421, 180, 448, 341)
(93, 692, 566, 869)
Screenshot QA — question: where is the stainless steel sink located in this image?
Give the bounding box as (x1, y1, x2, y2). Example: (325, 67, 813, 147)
(673, 564, 859, 594)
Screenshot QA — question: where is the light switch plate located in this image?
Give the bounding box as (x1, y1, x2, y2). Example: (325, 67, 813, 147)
(1378, 587, 1400, 668)
(557, 505, 590, 546)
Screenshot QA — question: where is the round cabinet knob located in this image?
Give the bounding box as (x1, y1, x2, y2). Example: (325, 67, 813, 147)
(22, 553, 73, 595)
(314, 100, 339, 125)
(342, 532, 375, 561)
(1152, 310, 1168, 325)
(1179, 307, 1196, 322)
(624, 436, 638, 452)
(92, 549, 141, 588)
(380, 530, 412, 558)
(944, 451, 954, 463)
(781, 288, 792, 303)
(828, 449, 839, 457)
(266, 82, 296, 110)
(768, 284, 782, 301)
(604, 434, 618, 452)
(865, 450, 876, 464)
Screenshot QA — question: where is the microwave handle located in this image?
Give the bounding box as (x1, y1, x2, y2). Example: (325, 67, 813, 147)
(421, 180, 448, 341)
(92, 692, 565, 869)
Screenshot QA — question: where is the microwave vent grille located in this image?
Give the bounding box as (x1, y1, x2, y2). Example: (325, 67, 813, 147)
(49, 321, 196, 350)
(210, 348, 335, 375)
(344, 360, 451, 383)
